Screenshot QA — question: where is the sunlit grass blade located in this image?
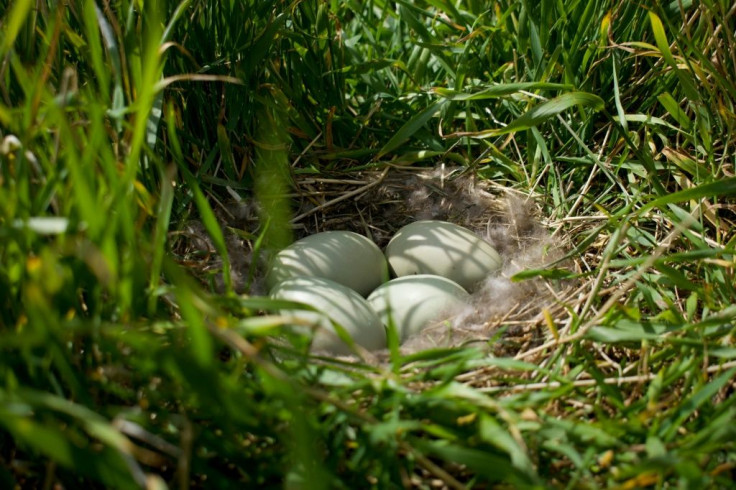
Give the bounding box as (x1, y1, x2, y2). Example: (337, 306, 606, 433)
(648, 11, 700, 102)
(455, 92, 605, 138)
(433, 82, 573, 101)
(638, 177, 736, 214)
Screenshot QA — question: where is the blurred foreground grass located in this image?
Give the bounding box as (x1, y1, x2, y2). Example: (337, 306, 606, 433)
(1, 0, 735, 488)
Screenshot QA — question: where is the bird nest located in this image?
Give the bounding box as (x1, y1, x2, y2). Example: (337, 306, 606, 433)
(174, 165, 580, 363)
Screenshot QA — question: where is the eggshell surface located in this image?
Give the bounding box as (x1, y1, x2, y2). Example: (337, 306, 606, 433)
(266, 231, 387, 296)
(386, 220, 502, 291)
(367, 274, 469, 341)
(270, 276, 386, 355)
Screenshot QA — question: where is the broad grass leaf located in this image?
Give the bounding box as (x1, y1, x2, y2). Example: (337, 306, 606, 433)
(693, 305, 736, 329)
(663, 0, 695, 14)
(588, 319, 676, 343)
(400, 346, 473, 365)
(528, 15, 542, 66)
(241, 13, 288, 78)
(81, 0, 109, 100)
(0, 410, 76, 468)
(541, 440, 584, 469)
(60, 134, 102, 237)
(600, 11, 612, 44)
(639, 177, 736, 214)
(542, 417, 620, 447)
(612, 54, 627, 132)
(335, 59, 393, 75)
(234, 315, 301, 336)
(368, 418, 422, 445)
(397, 3, 454, 75)
(530, 126, 552, 170)
(147, 163, 174, 314)
(91, 0, 125, 126)
(423, 0, 465, 26)
(473, 92, 604, 138)
(217, 123, 237, 180)
(613, 114, 683, 133)
(464, 356, 548, 374)
(657, 92, 691, 130)
(0, 392, 140, 489)
(662, 148, 708, 178)
(648, 12, 700, 102)
(0, 103, 11, 127)
(433, 82, 572, 101)
(413, 439, 517, 482)
(479, 414, 536, 476)
(93, 2, 123, 82)
(394, 150, 445, 164)
(233, 296, 321, 312)
(609, 248, 726, 269)
(404, 350, 486, 377)
(0, 0, 33, 55)
(145, 90, 163, 151)
(161, 0, 195, 43)
(377, 99, 446, 158)
(429, 381, 496, 407)
(173, 283, 214, 367)
(653, 262, 699, 291)
(645, 435, 667, 458)
(511, 267, 577, 281)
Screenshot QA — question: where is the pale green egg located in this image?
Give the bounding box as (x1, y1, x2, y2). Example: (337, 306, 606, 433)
(367, 274, 469, 341)
(271, 276, 386, 355)
(266, 231, 387, 296)
(385, 220, 502, 292)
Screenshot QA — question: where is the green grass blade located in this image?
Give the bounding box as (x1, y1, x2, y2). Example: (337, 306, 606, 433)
(433, 82, 573, 101)
(639, 178, 736, 214)
(661, 367, 736, 442)
(0, 0, 33, 55)
(377, 99, 447, 158)
(648, 11, 700, 102)
(178, 165, 233, 294)
(473, 92, 605, 138)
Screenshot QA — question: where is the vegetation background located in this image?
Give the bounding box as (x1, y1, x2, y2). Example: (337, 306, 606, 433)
(1, 0, 735, 488)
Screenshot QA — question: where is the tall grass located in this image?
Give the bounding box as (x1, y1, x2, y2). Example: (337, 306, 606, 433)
(1, 0, 735, 488)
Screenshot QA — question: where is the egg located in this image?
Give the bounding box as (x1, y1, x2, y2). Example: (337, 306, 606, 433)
(266, 230, 387, 296)
(270, 276, 386, 355)
(385, 220, 502, 291)
(367, 275, 469, 341)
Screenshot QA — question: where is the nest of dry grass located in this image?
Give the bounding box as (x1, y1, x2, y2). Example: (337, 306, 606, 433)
(174, 165, 588, 363)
